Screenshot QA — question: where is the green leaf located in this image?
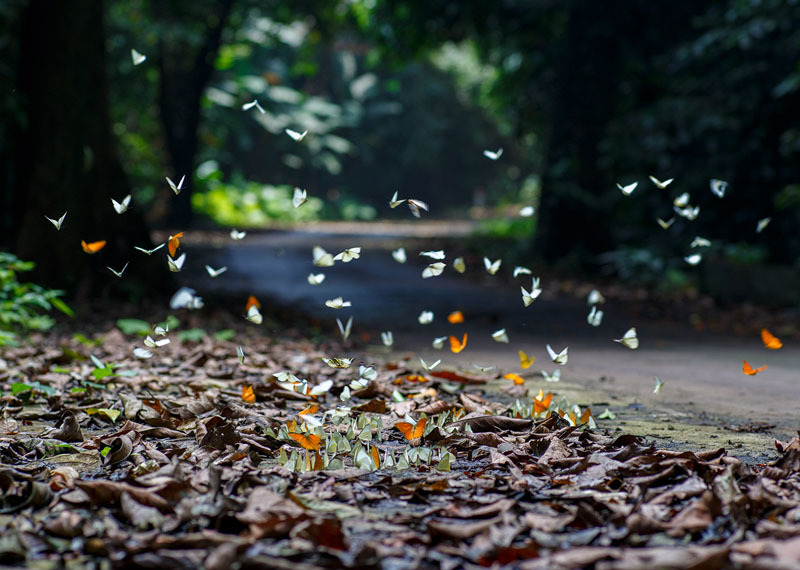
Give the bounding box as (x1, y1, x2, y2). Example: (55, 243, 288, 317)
(10, 382, 32, 395)
(89, 354, 105, 369)
(80, 378, 106, 390)
(100, 446, 111, 457)
(51, 366, 71, 374)
(86, 408, 122, 423)
(213, 328, 235, 341)
(597, 408, 616, 420)
(70, 387, 87, 394)
(50, 297, 74, 317)
(72, 334, 99, 347)
(116, 318, 151, 335)
(179, 328, 206, 342)
(92, 367, 114, 381)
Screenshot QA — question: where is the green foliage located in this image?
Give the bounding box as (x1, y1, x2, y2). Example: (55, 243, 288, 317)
(179, 328, 207, 342)
(0, 252, 72, 346)
(116, 318, 152, 335)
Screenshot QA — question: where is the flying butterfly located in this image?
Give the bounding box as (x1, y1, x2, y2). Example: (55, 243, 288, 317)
(504, 372, 524, 385)
(422, 262, 445, 279)
(170, 287, 203, 310)
(743, 360, 767, 376)
(134, 243, 165, 255)
(420, 250, 446, 260)
(334, 247, 361, 262)
(167, 232, 183, 257)
(285, 128, 308, 142)
(407, 199, 428, 218)
(381, 331, 394, 347)
(492, 328, 509, 343)
(654, 377, 664, 393)
(684, 254, 702, 266)
(761, 328, 783, 350)
(395, 417, 427, 441)
(649, 176, 673, 189)
(756, 217, 771, 233)
(449, 333, 468, 354)
(420, 358, 441, 371)
(205, 265, 228, 278)
(483, 148, 503, 160)
(392, 248, 407, 263)
(81, 240, 106, 254)
(307, 273, 325, 285)
(546, 344, 568, 365)
(418, 311, 433, 325)
(166, 175, 185, 195)
(452, 257, 466, 274)
(674, 205, 700, 220)
(245, 305, 263, 324)
(673, 193, 690, 208)
(587, 289, 606, 305)
(521, 278, 542, 307)
(230, 229, 246, 240)
(167, 253, 186, 272)
(519, 349, 535, 369)
(710, 179, 727, 198)
(292, 187, 308, 208)
(143, 335, 170, 349)
(690, 237, 711, 248)
(542, 369, 561, 383)
(242, 99, 265, 114)
(587, 306, 603, 327)
(45, 212, 67, 230)
(447, 310, 465, 324)
(432, 336, 447, 349)
(483, 257, 502, 275)
(657, 217, 675, 229)
(241, 385, 255, 404)
(617, 181, 638, 195)
(336, 316, 353, 341)
(389, 191, 405, 209)
(313, 246, 335, 267)
(131, 48, 146, 66)
(133, 347, 153, 359)
(613, 327, 639, 349)
(513, 266, 532, 277)
(111, 195, 131, 214)
(519, 206, 535, 217)
(107, 263, 129, 278)
(321, 357, 353, 369)
(325, 297, 351, 309)
(236, 345, 245, 365)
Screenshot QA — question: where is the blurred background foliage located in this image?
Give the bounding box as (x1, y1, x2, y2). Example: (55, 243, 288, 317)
(2, 0, 800, 293)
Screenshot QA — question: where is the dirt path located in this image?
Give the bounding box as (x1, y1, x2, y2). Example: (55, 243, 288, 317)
(180, 223, 800, 459)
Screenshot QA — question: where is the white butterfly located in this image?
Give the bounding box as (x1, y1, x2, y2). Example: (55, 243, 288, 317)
(519, 206, 535, 217)
(143, 335, 170, 349)
(756, 217, 771, 233)
(617, 181, 638, 195)
(673, 193, 690, 208)
(649, 176, 673, 189)
(710, 179, 727, 198)
(230, 229, 246, 240)
(521, 278, 542, 307)
(292, 187, 308, 208)
(491, 328, 509, 343)
(420, 358, 441, 371)
(166, 175, 185, 195)
(337, 317, 353, 341)
(133, 347, 153, 359)
(242, 99, 265, 114)
(236, 346, 245, 365)
(422, 262, 445, 279)
(546, 344, 568, 365)
(654, 377, 664, 393)
(322, 357, 353, 369)
(432, 336, 447, 349)
(309, 379, 333, 396)
(473, 364, 496, 372)
(307, 273, 325, 285)
(684, 253, 702, 265)
(154, 324, 168, 336)
(359, 365, 378, 382)
(613, 327, 639, 349)
(131, 49, 146, 66)
(450, 257, 466, 274)
(587, 289, 606, 305)
(246, 304, 263, 324)
(339, 386, 351, 401)
(333, 247, 361, 262)
(381, 331, 394, 347)
(134, 243, 165, 255)
(107, 263, 129, 278)
(407, 199, 428, 218)
(389, 191, 405, 209)
(657, 217, 675, 229)
(392, 248, 407, 263)
(542, 369, 561, 383)
(418, 311, 434, 325)
(169, 287, 203, 310)
(285, 128, 308, 142)
(690, 237, 711, 248)
(587, 306, 603, 327)
(674, 205, 700, 220)
(483, 257, 502, 275)
(325, 297, 351, 309)
(44, 212, 67, 230)
(167, 253, 186, 272)
(483, 148, 503, 160)
(420, 250, 446, 260)
(313, 246, 335, 267)
(513, 266, 532, 277)
(205, 265, 228, 278)
(111, 195, 131, 214)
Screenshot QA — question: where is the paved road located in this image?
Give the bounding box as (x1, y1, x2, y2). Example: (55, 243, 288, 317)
(182, 224, 800, 442)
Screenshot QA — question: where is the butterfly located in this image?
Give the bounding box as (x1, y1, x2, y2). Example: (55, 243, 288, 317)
(246, 305, 263, 324)
(420, 250, 446, 260)
(289, 432, 321, 450)
(653, 377, 664, 393)
(325, 297, 351, 309)
(107, 263, 129, 278)
(674, 205, 700, 220)
(473, 363, 496, 372)
(420, 358, 441, 371)
(418, 311, 433, 325)
(111, 195, 131, 214)
(167, 253, 186, 272)
(542, 369, 561, 383)
(521, 278, 542, 306)
(483, 257, 502, 275)
(130, 48, 146, 65)
(449, 333, 467, 353)
(205, 265, 227, 278)
(546, 344, 568, 365)
(519, 349, 535, 369)
(166, 175, 185, 195)
(334, 247, 361, 262)
(492, 328, 509, 343)
(519, 206, 535, 217)
(587, 289, 606, 305)
(533, 390, 553, 414)
(743, 360, 767, 375)
(143, 335, 170, 348)
(504, 372, 524, 385)
(673, 193, 690, 207)
(422, 263, 445, 278)
(154, 324, 168, 336)
(710, 179, 727, 198)
(45, 212, 67, 230)
(513, 266, 532, 277)
(649, 176, 673, 189)
(236, 346, 245, 364)
(242, 99, 265, 114)
(169, 287, 203, 310)
(452, 257, 466, 274)
(308, 379, 333, 397)
(337, 316, 353, 341)
(134, 243, 165, 255)
(313, 246, 335, 267)
(167, 232, 183, 257)
(395, 417, 427, 440)
(133, 347, 153, 359)
(241, 385, 255, 404)
(614, 327, 639, 349)
(684, 254, 702, 266)
(381, 331, 394, 347)
(81, 240, 106, 254)
(307, 273, 325, 285)
(392, 248, 407, 263)
(389, 191, 405, 209)
(657, 217, 675, 229)
(407, 199, 428, 218)
(587, 306, 603, 327)
(617, 181, 638, 195)
(359, 365, 378, 382)
(286, 128, 308, 141)
(447, 311, 465, 324)
(756, 217, 771, 233)
(321, 357, 353, 369)
(761, 328, 783, 350)
(690, 237, 711, 248)
(432, 336, 447, 349)
(292, 187, 308, 208)
(230, 229, 246, 240)
(483, 148, 503, 160)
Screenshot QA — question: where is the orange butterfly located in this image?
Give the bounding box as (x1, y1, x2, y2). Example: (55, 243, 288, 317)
(370, 445, 380, 469)
(447, 310, 465, 324)
(241, 385, 255, 404)
(299, 404, 319, 415)
(167, 232, 184, 257)
(81, 240, 106, 254)
(449, 333, 468, 353)
(761, 328, 783, 350)
(743, 360, 767, 375)
(245, 295, 260, 312)
(289, 432, 321, 450)
(504, 372, 525, 385)
(395, 417, 427, 441)
(533, 390, 553, 414)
